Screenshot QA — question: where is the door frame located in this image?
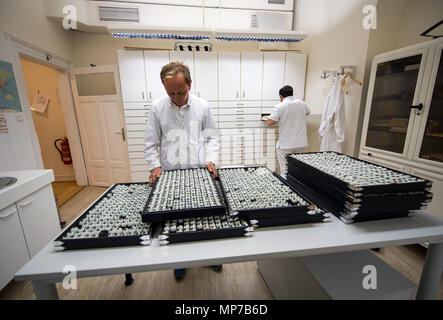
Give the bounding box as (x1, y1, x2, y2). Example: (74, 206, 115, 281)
(6, 34, 88, 185)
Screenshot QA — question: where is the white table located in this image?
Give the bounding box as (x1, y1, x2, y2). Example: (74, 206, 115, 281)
(15, 211, 443, 300)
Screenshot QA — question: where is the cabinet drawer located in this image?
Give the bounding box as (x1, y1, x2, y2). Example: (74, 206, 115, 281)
(131, 171, 148, 182)
(124, 109, 150, 117)
(262, 107, 276, 114)
(218, 107, 261, 115)
(127, 131, 146, 139)
(128, 145, 145, 152)
(219, 114, 260, 122)
(124, 102, 151, 110)
(16, 185, 60, 258)
(129, 151, 145, 159)
(218, 121, 263, 129)
(126, 124, 147, 132)
(220, 134, 277, 142)
(262, 100, 280, 108)
(130, 158, 149, 166)
(128, 137, 145, 145)
(131, 164, 150, 172)
(0, 204, 30, 290)
(219, 101, 261, 108)
(125, 117, 149, 124)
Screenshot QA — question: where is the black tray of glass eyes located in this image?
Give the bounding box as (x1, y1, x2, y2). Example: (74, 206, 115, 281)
(141, 169, 227, 223)
(286, 176, 413, 224)
(287, 152, 432, 195)
(158, 217, 252, 244)
(54, 182, 154, 251)
(250, 211, 330, 228)
(288, 165, 432, 212)
(217, 166, 318, 220)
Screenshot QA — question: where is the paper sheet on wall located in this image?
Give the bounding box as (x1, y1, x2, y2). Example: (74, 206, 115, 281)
(30, 94, 49, 113)
(0, 113, 8, 134)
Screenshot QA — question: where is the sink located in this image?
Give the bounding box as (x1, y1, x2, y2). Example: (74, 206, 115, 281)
(0, 177, 17, 190)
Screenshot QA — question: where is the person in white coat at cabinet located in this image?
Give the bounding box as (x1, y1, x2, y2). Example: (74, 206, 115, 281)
(266, 85, 310, 179)
(144, 61, 222, 281)
(319, 75, 345, 153)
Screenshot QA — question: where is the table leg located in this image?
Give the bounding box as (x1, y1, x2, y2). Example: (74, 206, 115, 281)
(32, 280, 59, 300)
(416, 243, 443, 300)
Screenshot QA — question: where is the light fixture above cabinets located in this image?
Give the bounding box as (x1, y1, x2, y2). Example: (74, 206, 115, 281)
(44, 0, 307, 43)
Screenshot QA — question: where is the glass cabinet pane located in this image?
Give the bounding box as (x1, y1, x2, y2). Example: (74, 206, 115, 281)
(419, 49, 443, 163)
(365, 55, 422, 154)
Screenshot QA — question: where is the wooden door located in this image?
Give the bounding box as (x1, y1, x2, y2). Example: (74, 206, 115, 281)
(71, 65, 131, 186)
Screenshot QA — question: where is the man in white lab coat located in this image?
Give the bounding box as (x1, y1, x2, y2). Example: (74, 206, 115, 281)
(266, 85, 310, 179)
(144, 61, 221, 281)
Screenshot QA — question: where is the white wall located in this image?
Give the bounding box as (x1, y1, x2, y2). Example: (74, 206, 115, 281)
(0, 0, 73, 61)
(0, 0, 74, 171)
(294, 0, 377, 155)
(0, 37, 37, 170)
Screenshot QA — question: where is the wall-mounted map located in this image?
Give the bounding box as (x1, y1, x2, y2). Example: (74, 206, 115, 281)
(0, 59, 22, 112)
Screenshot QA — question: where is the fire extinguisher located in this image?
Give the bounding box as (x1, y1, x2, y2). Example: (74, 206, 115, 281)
(54, 137, 73, 165)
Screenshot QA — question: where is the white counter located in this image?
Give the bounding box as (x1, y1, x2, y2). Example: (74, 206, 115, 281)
(0, 170, 55, 211)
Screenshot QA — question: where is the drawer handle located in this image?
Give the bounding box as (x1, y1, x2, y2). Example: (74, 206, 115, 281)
(0, 208, 16, 219)
(18, 198, 34, 207)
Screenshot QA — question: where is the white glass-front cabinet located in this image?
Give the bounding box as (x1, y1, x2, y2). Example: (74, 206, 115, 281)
(360, 37, 443, 219)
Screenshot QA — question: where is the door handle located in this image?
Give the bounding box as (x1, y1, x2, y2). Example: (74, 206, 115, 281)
(410, 103, 423, 111)
(18, 198, 34, 208)
(142, 92, 145, 100)
(0, 208, 16, 219)
(242, 91, 245, 98)
(115, 128, 126, 141)
(149, 92, 152, 100)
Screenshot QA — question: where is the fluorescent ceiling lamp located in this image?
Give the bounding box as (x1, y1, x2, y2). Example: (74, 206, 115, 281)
(108, 27, 307, 43)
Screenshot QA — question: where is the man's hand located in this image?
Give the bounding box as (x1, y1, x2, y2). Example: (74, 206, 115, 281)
(149, 167, 162, 184)
(206, 162, 217, 178)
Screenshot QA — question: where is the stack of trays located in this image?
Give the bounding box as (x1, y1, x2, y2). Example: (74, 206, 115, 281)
(54, 183, 154, 251)
(218, 167, 330, 228)
(158, 214, 253, 245)
(142, 168, 253, 244)
(287, 152, 433, 223)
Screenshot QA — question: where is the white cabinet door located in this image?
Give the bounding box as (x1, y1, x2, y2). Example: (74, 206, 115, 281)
(262, 52, 285, 100)
(17, 185, 61, 258)
(194, 52, 218, 101)
(0, 204, 30, 290)
(117, 50, 147, 102)
(241, 52, 263, 100)
(284, 52, 307, 100)
(218, 52, 241, 100)
(144, 50, 169, 101)
(170, 51, 195, 95)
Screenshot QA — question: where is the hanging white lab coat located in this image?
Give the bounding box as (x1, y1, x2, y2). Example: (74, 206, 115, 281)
(319, 76, 345, 153)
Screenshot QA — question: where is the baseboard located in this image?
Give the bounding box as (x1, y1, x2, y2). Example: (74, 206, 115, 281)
(54, 175, 76, 182)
